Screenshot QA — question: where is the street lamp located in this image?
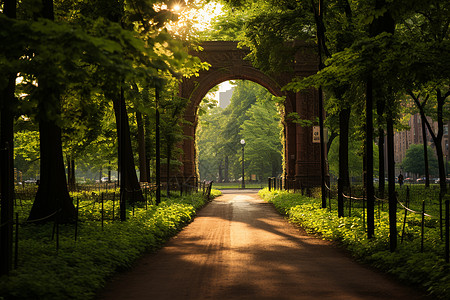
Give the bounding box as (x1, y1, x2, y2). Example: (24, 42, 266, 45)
(240, 139, 245, 189)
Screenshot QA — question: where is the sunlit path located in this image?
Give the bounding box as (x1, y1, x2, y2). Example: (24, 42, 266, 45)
(97, 191, 428, 300)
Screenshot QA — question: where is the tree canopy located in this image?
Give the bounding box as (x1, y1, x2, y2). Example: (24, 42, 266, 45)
(401, 144, 439, 177)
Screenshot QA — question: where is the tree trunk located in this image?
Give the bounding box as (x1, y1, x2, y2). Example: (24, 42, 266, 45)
(155, 88, 161, 204)
(378, 128, 385, 198)
(412, 89, 448, 238)
(0, 74, 16, 275)
(365, 75, 375, 239)
(432, 89, 449, 238)
(327, 131, 338, 154)
(0, 0, 16, 277)
(366, 0, 395, 239)
(315, 0, 328, 209)
(28, 0, 76, 224)
(136, 111, 148, 182)
(435, 89, 448, 195)
(338, 107, 350, 217)
(29, 95, 77, 223)
(224, 155, 229, 182)
(218, 160, 223, 183)
(71, 159, 75, 188)
(67, 157, 76, 192)
(376, 96, 386, 198)
(421, 118, 430, 187)
(144, 114, 152, 181)
(112, 87, 144, 207)
(166, 142, 171, 197)
(412, 89, 448, 196)
(67, 157, 72, 190)
(387, 114, 397, 252)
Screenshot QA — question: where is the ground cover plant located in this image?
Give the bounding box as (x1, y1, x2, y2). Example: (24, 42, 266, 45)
(259, 187, 450, 299)
(0, 188, 221, 300)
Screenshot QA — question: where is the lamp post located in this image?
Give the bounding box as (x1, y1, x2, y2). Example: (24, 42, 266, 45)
(240, 139, 245, 189)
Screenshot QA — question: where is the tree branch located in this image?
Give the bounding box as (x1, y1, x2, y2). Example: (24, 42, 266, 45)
(409, 90, 437, 142)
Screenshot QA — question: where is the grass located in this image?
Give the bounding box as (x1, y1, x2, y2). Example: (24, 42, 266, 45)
(0, 188, 222, 300)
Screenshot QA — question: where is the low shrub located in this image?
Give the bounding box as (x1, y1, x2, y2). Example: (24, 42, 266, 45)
(259, 188, 450, 299)
(0, 190, 221, 300)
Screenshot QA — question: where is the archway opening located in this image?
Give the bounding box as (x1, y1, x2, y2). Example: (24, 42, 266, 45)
(179, 41, 321, 189)
(196, 80, 285, 188)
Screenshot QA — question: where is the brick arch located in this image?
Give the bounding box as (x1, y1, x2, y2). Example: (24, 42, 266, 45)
(178, 41, 325, 188)
(183, 65, 293, 115)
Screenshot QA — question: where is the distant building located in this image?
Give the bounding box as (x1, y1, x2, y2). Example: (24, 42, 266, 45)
(218, 88, 234, 108)
(390, 113, 449, 177)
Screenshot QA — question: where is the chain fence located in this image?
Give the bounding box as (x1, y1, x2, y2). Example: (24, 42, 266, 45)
(268, 177, 449, 262)
(0, 178, 214, 273)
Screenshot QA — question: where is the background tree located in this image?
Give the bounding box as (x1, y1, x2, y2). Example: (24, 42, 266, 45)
(240, 97, 283, 181)
(197, 81, 282, 182)
(401, 144, 439, 177)
(159, 85, 188, 196)
(328, 138, 379, 182)
(398, 0, 449, 196)
(196, 101, 224, 182)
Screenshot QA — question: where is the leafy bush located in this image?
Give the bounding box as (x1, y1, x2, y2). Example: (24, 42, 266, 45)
(0, 190, 221, 300)
(259, 188, 450, 299)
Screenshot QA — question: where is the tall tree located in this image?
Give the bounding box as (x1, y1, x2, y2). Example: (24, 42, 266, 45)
(136, 110, 148, 182)
(111, 86, 145, 206)
(159, 87, 187, 196)
(28, 0, 76, 223)
(376, 92, 386, 198)
(365, 0, 395, 241)
(0, 0, 17, 276)
(397, 0, 450, 234)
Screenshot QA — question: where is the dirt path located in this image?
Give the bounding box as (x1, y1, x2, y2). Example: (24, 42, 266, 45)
(97, 191, 428, 300)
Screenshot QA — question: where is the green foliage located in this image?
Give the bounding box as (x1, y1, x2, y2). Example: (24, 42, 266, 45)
(1, 0, 209, 186)
(259, 188, 450, 299)
(0, 190, 221, 299)
(401, 144, 439, 176)
(241, 98, 283, 179)
(197, 81, 283, 182)
(201, 8, 248, 41)
(241, 5, 314, 73)
(328, 138, 379, 179)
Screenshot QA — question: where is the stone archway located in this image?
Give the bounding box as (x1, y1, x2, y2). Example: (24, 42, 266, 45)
(179, 41, 326, 188)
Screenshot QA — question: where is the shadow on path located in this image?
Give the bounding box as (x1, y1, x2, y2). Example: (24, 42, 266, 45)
(97, 191, 430, 300)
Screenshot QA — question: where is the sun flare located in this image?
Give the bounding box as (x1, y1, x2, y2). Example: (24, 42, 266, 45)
(165, 1, 224, 36)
